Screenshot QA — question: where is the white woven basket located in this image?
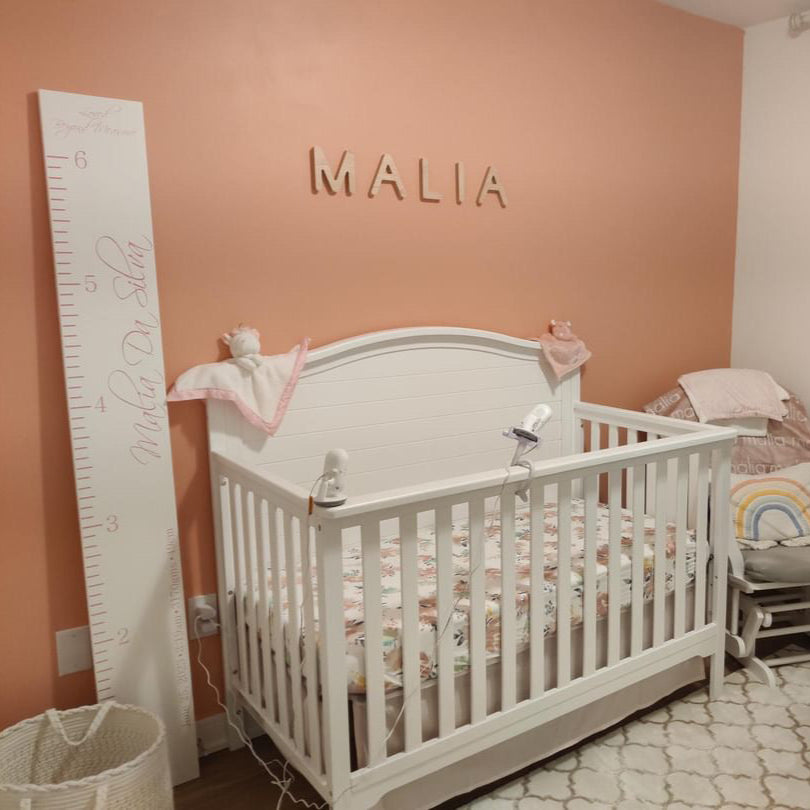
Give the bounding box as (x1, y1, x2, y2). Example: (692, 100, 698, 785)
(0, 703, 173, 809)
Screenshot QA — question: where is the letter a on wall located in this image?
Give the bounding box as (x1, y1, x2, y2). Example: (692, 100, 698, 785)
(369, 153, 407, 199)
(477, 165, 508, 208)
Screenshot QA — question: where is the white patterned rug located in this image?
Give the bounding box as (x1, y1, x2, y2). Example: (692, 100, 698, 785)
(464, 662, 810, 810)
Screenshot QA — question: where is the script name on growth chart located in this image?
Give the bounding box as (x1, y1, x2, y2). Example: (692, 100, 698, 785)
(310, 146, 508, 207)
(96, 234, 166, 466)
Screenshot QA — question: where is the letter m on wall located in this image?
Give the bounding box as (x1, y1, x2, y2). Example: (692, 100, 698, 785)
(311, 146, 356, 195)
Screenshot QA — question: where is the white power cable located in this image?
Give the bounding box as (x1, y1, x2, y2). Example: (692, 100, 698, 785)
(193, 614, 327, 810)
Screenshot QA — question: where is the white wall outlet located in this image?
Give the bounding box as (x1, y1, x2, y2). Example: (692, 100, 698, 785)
(56, 625, 93, 676)
(188, 594, 219, 639)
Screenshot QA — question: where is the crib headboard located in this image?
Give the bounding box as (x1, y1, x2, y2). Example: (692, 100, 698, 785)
(207, 327, 580, 496)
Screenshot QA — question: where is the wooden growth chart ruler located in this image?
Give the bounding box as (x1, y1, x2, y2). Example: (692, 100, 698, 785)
(38, 89, 198, 784)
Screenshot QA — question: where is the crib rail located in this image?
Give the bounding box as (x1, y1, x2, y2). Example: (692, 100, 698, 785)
(210, 403, 733, 810)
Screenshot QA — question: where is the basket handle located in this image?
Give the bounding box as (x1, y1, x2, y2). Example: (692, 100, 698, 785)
(45, 703, 114, 747)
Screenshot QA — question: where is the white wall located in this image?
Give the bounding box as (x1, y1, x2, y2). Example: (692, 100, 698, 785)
(732, 17, 810, 405)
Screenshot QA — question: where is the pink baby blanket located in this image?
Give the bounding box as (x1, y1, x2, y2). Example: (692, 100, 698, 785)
(537, 320, 591, 380)
(168, 339, 309, 435)
(678, 368, 787, 424)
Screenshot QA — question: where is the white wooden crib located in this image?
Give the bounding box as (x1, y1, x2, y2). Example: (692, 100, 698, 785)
(205, 327, 735, 810)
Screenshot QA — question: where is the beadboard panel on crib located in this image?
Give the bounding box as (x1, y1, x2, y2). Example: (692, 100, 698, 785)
(207, 328, 579, 495)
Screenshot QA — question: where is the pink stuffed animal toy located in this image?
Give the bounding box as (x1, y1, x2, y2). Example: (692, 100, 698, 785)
(538, 320, 591, 379)
(221, 325, 262, 371)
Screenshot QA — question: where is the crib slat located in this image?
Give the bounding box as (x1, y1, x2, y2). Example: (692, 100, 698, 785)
(694, 451, 710, 630)
(361, 520, 386, 765)
(608, 424, 619, 449)
(256, 499, 277, 724)
(674, 455, 688, 638)
(469, 497, 487, 724)
(653, 461, 668, 647)
(556, 479, 572, 688)
(399, 511, 422, 750)
(529, 479, 545, 699)
(630, 464, 645, 656)
(230, 483, 249, 691)
(645, 435, 659, 514)
(267, 506, 289, 735)
(583, 475, 598, 676)
(299, 519, 322, 773)
(436, 503, 455, 737)
(607, 468, 622, 666)
(574, 422, 585, 499)
(626, 430, 638, 509)
(590, 421, 600, 453)
(283, 513, 305, 751)
(501, 491, 517, 710)
(243, 490, 262, 702)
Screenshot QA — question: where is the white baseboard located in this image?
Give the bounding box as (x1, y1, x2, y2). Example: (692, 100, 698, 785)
(196, 713, 230, 757)
(196, 711, 265, 757)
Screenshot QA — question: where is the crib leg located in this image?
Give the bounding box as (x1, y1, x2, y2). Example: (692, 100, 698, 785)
(227, 693, 246, 751)
(332, 793, 353, 810)
(709, 649, 726, 699)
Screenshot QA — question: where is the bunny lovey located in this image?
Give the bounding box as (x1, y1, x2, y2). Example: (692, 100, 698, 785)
(222, 325, 263, 371)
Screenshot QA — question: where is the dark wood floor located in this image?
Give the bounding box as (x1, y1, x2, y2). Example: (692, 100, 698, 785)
(174, 736, 324, 809)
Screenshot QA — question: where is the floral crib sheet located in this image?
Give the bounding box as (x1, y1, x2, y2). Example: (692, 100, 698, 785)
(264, 499, 699, 694)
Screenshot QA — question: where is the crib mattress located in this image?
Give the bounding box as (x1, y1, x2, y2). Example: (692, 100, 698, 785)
(265, 499, 698, 694)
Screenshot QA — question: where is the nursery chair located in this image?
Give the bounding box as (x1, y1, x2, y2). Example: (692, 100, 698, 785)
(726, 540, 810, 687)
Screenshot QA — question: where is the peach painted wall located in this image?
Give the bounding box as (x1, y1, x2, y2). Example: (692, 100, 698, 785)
(0, 0, 742, 728)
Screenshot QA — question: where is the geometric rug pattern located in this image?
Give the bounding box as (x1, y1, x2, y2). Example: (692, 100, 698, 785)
(466, 662, 810, 809)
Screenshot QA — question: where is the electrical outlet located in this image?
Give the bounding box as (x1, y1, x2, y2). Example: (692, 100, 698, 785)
(56, 626, 93, 676)
(188, 594, 219, 639)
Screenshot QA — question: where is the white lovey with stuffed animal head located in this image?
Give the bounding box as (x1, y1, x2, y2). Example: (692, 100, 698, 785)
(222, 325, 262, 371)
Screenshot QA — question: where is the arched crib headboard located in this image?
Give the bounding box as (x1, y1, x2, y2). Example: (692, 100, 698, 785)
(206, 327, 580, 496)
